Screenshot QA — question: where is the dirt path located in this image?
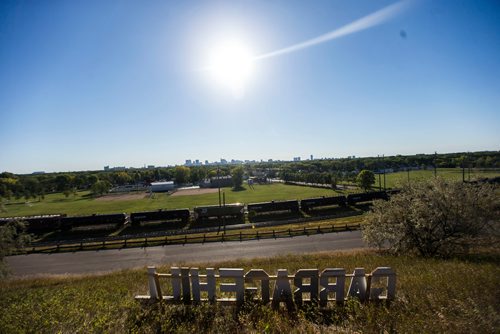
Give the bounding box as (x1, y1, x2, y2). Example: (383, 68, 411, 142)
(171, 188, 218, 197)
(95, 193, 148, 201)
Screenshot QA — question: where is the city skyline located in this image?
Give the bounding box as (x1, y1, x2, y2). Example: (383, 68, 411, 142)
(10, 149, 498, 175)
(1, 1, 499, 174)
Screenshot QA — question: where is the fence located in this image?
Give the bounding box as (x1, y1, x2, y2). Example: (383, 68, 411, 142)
(23, 223, 362, 255)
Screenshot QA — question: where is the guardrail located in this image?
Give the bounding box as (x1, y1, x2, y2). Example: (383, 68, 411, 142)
(20, 223, 362, 255)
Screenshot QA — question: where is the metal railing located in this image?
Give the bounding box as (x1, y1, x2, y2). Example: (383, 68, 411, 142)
(22, 223, 362, 255)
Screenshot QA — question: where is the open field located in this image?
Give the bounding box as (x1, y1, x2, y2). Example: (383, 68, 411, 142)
(1, 248, 498, 333)
(2, 169, 498, 218)
(0, 183, 342, 218)
(375, 168, 500, 189)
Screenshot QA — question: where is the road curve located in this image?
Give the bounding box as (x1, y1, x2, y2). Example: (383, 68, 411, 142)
(6, 230, 365, 277)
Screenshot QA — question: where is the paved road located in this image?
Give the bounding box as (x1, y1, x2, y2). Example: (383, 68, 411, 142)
(6, 230, 364, 277)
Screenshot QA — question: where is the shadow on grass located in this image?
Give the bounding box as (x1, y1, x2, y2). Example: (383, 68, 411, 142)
(37, 228, 116, 242)
(453, 248, 500, 265)
(305, 206, 363, 218)
(118, 221, 188, 235)
(189, 217, 245, 229)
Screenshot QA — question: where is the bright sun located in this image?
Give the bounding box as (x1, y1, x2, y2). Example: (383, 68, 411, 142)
(207, 41, 254, 96)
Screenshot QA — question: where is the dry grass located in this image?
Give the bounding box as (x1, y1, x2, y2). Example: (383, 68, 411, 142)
(1, 248, 499, 333)
(94, 193, 148, 202)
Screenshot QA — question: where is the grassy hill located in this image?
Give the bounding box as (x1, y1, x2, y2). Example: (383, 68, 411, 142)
(1, 248, 498, 333)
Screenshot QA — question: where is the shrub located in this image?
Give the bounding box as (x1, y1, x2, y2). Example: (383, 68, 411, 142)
(0, 220, 30, 278)
(362, 178, 499, 257)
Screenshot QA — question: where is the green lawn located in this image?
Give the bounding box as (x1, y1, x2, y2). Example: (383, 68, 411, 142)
(0, 183, 342, 217)
(374, 168, 500, 189)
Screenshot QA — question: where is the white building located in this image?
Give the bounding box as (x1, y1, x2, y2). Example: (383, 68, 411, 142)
(150, 181, 175, 192)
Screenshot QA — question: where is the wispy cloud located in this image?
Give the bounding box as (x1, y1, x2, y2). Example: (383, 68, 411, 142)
(255, 0, 413, 60)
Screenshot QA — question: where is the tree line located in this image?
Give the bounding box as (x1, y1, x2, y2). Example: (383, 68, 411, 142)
(0, 165, 237, 201)
(0, 151, 498, 201)
(274, 151, 499, 185)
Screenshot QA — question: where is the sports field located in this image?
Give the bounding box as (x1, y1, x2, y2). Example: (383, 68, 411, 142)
(0, 183, 342, 217)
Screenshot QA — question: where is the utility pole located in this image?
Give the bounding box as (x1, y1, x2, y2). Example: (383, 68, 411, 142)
(217, 166, 221, 207)
(468, 153, 471, 181)
(222, 192, 226, 233)
(434, 151, 437, 177)
(377, 155, 381, 190)
(462, 162, 465, 182)
(217, 165, 223, 234)
(382, 154, 386, 190)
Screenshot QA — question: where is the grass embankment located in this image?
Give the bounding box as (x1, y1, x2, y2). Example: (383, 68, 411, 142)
(1, 248, 498, 333)
(0, 183, 342, 218)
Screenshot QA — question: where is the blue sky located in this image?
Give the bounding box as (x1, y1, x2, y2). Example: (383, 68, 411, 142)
(1, 0, 499, 173)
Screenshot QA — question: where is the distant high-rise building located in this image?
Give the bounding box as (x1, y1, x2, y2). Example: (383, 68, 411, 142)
(293, 157, 301, 161)
(310, 155, 313, 160)
(185, 160, 192, 166)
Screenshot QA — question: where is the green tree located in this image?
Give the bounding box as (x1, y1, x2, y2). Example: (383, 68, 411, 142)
(330, 174, 338, 189)
(91, 180, 111, 196)
(21, 178, 40, 199)
(174, 166, 190, 185)
(87, 174, 99, 187)
(73, 174, 88, 189)
(113, 171, 132, 185)
(132, 171, 142, 183)
(208, 169, 218, 178)
(0, 220, 30, 278)
(356, 170, 375, 191)
(190, 167, 207, 184)
(231, 166, 244, 190)
(0, 183, 10, 200)
(362, 178, 499, 257)
(54, 174, 72, 192)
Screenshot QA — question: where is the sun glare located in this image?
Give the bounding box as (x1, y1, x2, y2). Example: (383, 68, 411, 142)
(207, 41, 254, 97)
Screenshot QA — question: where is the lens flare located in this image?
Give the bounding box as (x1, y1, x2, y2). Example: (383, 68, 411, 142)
(207, 41, 254, 97)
